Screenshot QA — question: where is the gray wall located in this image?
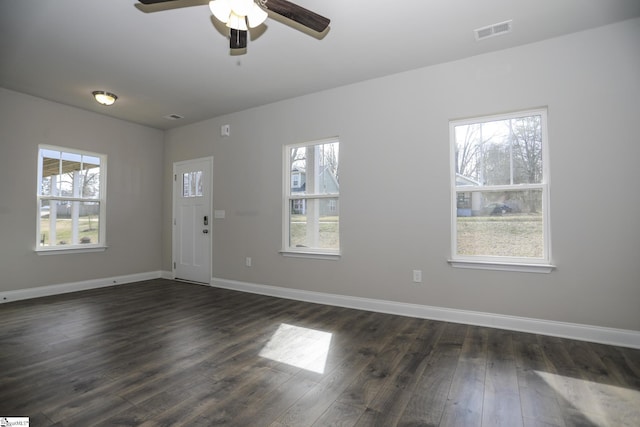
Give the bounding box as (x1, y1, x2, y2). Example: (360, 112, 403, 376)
(0, 88, 164, 289)
(164, 19, 640, 331)
(1, 19, 637, 333)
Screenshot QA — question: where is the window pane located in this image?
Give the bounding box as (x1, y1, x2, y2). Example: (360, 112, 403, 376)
(80, 165, 101, 199)
(59, 166, 74, 196)
(289, 198, 339, 250)
(183, 173, 189, 197)
(41, 150, 61, 196)
(454, 114, 543, 186)
(456, 189, 543, 258)
(290, 142, 339, 195)
(41, 175, 53, 197)
(195, 171, 203, 196)
(183, 171, 203, 197)
(39, 201, 100, 246)
(78, 201, 100, 245)
(191, 172, 197, 196)
(40, 150, 101, 198)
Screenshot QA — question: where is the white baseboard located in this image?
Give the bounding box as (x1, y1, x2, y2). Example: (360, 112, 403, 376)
(4, 273, 637, 349)
(0, 271, 164, 304)
(211, 277, 640, 350)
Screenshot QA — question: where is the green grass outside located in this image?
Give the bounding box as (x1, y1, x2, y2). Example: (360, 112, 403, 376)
(40, 212, 537, 255)
(40, 215, 99, 246)
(457, 213, 543, 257)
(290, 215, 339, 249)
(288, 213, 541, 256)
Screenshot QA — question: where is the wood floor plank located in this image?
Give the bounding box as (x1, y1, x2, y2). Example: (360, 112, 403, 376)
(1, 279, 639, 427)
(397, 322, 469, 426)
(355, 320, 446, 426)
(512, 332, 567, 427)
(230, 373, 319, 426)
(439, 325, 488, 427)
(271, 311, 406, 425)
(588, 343, 639, 390)
(312, 400, 364, 427)
(537, 335, 607, 427)
(196, 366, 294, 424)
(482, 329, 523, 427)
(557, 339, 640, 426)
(334, 316, 426, 410)
(270, 349, 374, 426)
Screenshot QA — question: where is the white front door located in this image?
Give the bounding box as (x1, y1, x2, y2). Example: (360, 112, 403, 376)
(173, 157, 212, 284)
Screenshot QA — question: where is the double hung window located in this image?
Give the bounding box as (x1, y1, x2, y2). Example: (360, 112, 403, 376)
(450, 109, 552, 271)
(37, 146, 106, 251)
(283, 138, 340, 257)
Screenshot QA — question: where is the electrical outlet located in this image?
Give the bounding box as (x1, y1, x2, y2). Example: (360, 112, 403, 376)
(245, 257, 252, 267)
(412, 269, 422, 283)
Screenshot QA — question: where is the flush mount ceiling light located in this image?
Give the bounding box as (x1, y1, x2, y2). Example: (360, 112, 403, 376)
(92, 91, 118, 106)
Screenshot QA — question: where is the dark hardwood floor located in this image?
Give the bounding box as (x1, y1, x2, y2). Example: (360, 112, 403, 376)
(1, 279, 639, 426)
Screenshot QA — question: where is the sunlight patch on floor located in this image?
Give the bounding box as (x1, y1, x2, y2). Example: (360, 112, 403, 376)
(535, 370, 640, 426)
(259, 323, 332, 374)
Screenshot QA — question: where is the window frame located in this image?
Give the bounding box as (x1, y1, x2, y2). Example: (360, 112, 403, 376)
(36, 145, 107, 254)
(448, 109, 554, 273)
(281, 137, 340, 259)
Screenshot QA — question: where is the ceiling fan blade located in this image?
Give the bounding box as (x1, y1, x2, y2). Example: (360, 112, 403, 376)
(260, 0, 330, 33)
(230, 29, 248, 49)
(136, 0, 209, 13)
(138, 0, 179, 4)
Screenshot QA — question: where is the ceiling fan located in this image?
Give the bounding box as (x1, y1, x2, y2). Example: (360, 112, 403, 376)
(138, 0, 330, 50)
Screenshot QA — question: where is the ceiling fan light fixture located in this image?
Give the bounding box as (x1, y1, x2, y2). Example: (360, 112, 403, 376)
(230, 0, 254, 17)
(247, 3, 268, 28)
(211, 0, 264, 30)
(209, 0, 231, 23)
(226, 11, 248, 30)
(92, 91, 117, 106)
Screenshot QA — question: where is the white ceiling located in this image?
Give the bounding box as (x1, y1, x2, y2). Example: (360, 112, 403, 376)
(1, 0, 639, 130)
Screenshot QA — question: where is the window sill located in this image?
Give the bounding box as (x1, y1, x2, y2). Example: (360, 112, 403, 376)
(280, 250, 341, 261)
(36, 245, 108, 255)
(448, 259, 555, 273)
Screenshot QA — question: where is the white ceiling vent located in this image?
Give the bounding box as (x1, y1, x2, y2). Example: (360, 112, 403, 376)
(164, 114, 184, 120)
(474, 20, 512, 41)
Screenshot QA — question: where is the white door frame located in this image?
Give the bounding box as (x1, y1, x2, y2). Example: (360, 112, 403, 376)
(172, 156, 213, 284)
